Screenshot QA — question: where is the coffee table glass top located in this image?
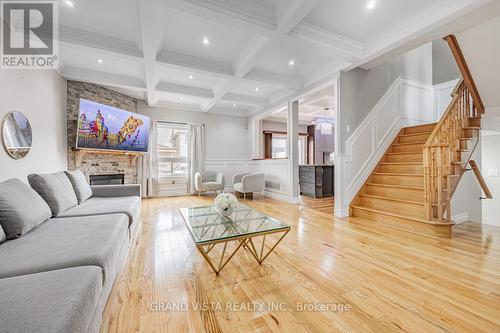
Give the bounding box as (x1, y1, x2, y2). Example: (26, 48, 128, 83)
(179, 204, 290, 244)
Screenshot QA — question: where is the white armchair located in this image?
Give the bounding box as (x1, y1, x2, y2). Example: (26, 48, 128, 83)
(232, 172, 265, 201)
(194, 171, 225, 196)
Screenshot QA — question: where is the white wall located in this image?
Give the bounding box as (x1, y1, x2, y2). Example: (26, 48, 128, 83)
(138, 102, 251, 161)
(0, 70, 67, 182)
(458, 16, 500, 109)
(481, 133, 500, 226)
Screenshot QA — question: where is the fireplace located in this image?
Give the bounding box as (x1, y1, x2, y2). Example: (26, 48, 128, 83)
(89, 174, 125, 185)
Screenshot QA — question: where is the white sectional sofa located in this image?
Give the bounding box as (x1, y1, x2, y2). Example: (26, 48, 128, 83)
(0, 171, 141, 333)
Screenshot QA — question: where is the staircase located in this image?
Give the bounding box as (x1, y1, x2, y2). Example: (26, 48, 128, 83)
(350, 34, 491, 225)
(350, 123, 449, 225)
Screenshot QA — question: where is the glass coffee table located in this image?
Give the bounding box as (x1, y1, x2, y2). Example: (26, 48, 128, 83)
(179, 204, 290, 274)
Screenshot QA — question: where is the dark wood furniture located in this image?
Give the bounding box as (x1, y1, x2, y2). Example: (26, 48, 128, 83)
(299, 165, 334, 198)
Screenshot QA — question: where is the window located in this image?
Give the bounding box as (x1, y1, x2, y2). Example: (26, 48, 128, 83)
(156, 122, 189, 195)
(298, 135, 307, 165)
(271, 134, 287, 158)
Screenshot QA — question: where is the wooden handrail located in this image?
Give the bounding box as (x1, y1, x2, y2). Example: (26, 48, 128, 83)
(443, 35, 485, 114)
(469, 160, 492, 199)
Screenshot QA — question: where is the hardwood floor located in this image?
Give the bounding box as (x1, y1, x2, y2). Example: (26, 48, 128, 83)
(101, 195, 500, 333)
(299, 195, 334, 215)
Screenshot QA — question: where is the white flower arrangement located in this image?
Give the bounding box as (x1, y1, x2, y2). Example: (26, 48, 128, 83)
(214, 193, 239, 217)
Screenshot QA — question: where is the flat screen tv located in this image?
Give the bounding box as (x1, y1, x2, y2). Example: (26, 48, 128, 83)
(76, 98, 150, 152)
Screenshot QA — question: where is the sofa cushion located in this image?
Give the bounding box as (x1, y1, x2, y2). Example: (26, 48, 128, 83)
(0, 214, 129, 282)
(0, 224, 5, 243)
(28, 172, 78, 216)
(65, 170, 92, 204)
(0, 178, 52, 239)
(58, 196, 141, 226)
(0, 266, 102, 333)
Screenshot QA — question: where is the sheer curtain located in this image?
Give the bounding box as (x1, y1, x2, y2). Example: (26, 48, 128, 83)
(139, 120, 158, 198)
(188, 124, 205, 194)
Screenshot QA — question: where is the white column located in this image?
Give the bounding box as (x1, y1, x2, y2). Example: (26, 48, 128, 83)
(287, 100, 299, 203)
(251, 118, 263, 159)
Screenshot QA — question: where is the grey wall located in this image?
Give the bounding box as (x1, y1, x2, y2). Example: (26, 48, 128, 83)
(67, 81, 139, 184)
(338, 43, 433, 153)
(138, 102, 251, 160)
(0, 70, 67, 182)
(432, 40, 461, 85)
(451, 143, 482, 222)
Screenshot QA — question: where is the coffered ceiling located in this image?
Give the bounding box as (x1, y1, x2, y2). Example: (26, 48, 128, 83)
(56, 0, 493, 116)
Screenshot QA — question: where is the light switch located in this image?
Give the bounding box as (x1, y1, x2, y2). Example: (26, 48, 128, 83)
(346, 125, 351, 133)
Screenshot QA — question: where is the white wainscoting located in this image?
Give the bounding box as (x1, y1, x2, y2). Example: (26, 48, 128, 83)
(204, 159, 249, 191)
(335, 76, 433, 217)
(204, 158, 292, 202)
(433, 79, 460, 121)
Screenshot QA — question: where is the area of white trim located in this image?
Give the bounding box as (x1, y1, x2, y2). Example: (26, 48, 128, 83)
(452, 212, 469, 224)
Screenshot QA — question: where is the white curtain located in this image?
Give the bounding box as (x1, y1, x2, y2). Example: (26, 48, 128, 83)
(139, 120, 158, 197)
(188, 124, 205, 194)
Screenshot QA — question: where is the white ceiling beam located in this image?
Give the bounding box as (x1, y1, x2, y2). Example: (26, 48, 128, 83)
(203, 0, 322, 112)
(244, 69, 302, 90)
(137, 0, 160, 106)
(58, 25, 143, 60)
(162, 0, 275, 37)
(156, 81, 214, 98)
(60, 66, 146, 91)
(157, 48, 234, 77)
(221, 93, 267, 107)
(289, 21, 363, 61)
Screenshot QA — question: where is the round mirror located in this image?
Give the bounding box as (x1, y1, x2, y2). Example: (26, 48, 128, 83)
(2, 111, 32, 159)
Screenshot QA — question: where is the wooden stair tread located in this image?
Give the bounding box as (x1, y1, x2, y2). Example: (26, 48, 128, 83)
(398, 131, 433, 137)
(463, 127, 480, 130)
(403, 123, 437, 130)
(351, 205, 453, 226)
(380, 162, 422, 165)
(387, 152, 423, 155)
(373, 172, 423, 177)
(365, 183, 423, 191)
(359, 194, 424, 206)
(393, 142, 424, 146)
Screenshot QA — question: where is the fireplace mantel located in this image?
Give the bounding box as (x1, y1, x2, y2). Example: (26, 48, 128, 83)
(71, 148, 142, 167)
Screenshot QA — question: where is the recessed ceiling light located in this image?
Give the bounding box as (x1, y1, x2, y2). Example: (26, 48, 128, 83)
(202, 37, 210, 46)
(232, 103, 237, 107)
(64, 0, 75, 7)
(288, 59, 295, 66)
(366, 0, 376, 10)
(96, 58, 104, 64)
(188, 74, 194, 79)
(255, 87, 259, 92)
(179, 96, 184, 101)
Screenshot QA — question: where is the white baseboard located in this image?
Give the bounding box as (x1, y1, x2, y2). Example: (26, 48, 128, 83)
(452, 212, 469, 224)
(263, 189, 297, 203)
(334, 208, 349, 217)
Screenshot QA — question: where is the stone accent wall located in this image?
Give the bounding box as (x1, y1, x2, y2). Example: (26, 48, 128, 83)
(67, 81, 139, 184)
